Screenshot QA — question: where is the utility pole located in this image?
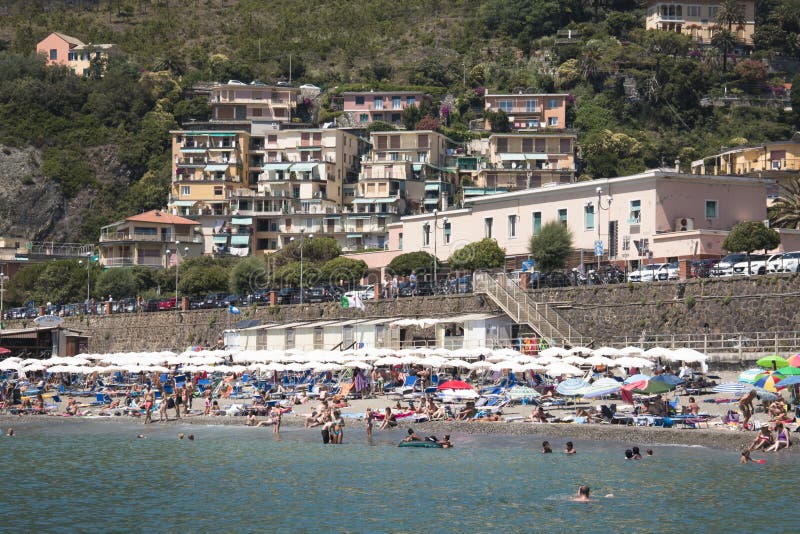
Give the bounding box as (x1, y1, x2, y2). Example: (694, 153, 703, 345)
(289, 54, 292, 85)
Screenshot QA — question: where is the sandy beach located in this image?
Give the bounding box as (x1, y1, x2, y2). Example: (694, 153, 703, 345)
(3, 369, 796, 452)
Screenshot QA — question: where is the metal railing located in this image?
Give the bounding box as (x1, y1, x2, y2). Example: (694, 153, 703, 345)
(474, 272, 582, 345)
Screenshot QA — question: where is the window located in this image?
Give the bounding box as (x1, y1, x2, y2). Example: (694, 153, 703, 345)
(444, 222, 451, 244)
(547, 98, 560, 109)
(584, 204, 595, 230)
(499, 100, 513, 112)
(532, 212, 542, 234)
(558, 208, 568, 227)
(392, 97, 401, 109)
(406, 96, 416, 106)
(496, 138, 508, 153)
(214, 186, 224, 196)
(359, 113, 369, 123)
(423, 223, 431, 246)
(687, 5, 700, 17)
(547, 117, 558, 126)
(180, 186, 190, 196)
(622, 235, 630, 251)
(525, 99, 538, 112)
(68, 52, 77, 61)
(417, 152, 427, 162)
(507, 215, 518, 238)
(285, 329, 295, 349)
(522, 138, 533, 152)
(705, 200, 718, 219)
(708, 6, 718, 18)
(49, 49, 58, 60)
(81, 52, 89, 61)
(375, 325, 386, 347)
(398, 232, 403, 250)
(559, 138, 571, 153)
(629, 200, 641, 223)
(355, 96, 365, 105)
(374, 96, 383, 110)
(417, 134, 429, 148)
(484, 217, 493, 238)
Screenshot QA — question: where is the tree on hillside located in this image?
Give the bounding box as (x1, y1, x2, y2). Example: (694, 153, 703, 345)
(447, 238, 506, 271)
(485, 110, 511, 132)
(768, 179, 800, 229)
(95, 268, 138, 300)
(713, 0, 747, 73)
(319, 257, 368, 287)
(722, 221, 781, 274)
(387, 251, 436, 276)
(529, 221, 573, 272)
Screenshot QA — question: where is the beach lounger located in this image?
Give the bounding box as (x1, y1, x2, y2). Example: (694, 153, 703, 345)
(90, 393, 112, 406)
(390, 376, 419, 398)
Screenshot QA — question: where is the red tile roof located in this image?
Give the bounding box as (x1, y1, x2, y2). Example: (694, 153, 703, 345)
(126, 210, 199, 225)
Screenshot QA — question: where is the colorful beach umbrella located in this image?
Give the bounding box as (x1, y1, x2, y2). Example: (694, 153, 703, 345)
(738, 368, 763, 384)
(712, 382, 754, 396)
(756, 356, 789, 370)
(437, 380, 472, 391)
(623, 373, 651, 384)
(506, 385, 541, 400)
(753, 372, 781, 392)
(632, 374, 683, 394)
(786, 354, 800, 367)
(776, 375, 800, 388)
(556, 378, 590, 396)
(775, 366, 800, 377)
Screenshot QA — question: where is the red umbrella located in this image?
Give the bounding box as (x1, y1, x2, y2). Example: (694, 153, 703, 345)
(437, 380, 473, 390)
(0, 347, 10, 355)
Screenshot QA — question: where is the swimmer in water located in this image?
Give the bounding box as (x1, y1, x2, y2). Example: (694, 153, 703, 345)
(741, 449, 766, 464)
(542, 441, 552, 453)
(573, 486, 591, 502)
(564, 441, 576, 454)
(6, 428, 14, 437)
(188, 434, 195, 441)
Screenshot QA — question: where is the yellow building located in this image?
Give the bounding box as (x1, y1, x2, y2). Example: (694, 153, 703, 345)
(691, 133, 800, 177)
(644, 1, 756, 45)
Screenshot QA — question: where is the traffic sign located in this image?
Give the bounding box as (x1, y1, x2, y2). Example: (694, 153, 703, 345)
(594, 240, 604, 256)
(521, 260, 535, 272)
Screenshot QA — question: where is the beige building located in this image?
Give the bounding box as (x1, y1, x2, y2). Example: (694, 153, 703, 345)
(644, 1, 756, 45)
(484, 93, 568, 130)
(98, 210, 203, 268)
(36, 32, 116, 76)
(210, 83, 299, 125)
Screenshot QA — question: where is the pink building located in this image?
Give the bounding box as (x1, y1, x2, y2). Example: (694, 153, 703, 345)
(341, 91, 429, 125)
(397, 169, 785, 269)
(36, 32, 115, 76)
(484, 92, 568, 130)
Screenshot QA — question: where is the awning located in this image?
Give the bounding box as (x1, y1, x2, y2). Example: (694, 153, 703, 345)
(440, 313, 500, 323)
(297, 320, 339, 329)
(352, 198, 376, 204)
(525, 153, 548, 160)
(346, 233, 363, 238)
(297, 146, 321, 151)
(423, 198, 438, 204)
(412, 163, 423, 171)
(230, 235, 250, 245)
(262, 163, 292, 170)
(231, 217, 253, 225)
(264, 322, 309, 330)
(499, 153, 526, 161)
(204, 164, 229, 172)
(375, 198, 399, 203)
(213, 236, 228, 244)
(360, 317, 396, 326)
(290, 163, 318, 172)
(348, 215, 373, 219)
(171, 200, 197, 207)
(424, 183, 441, 191)
(180, 148, 207, 153)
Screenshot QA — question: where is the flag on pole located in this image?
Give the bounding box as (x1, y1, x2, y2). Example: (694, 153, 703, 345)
(341, 294, 365, 311)
(228, 305, 241, 315)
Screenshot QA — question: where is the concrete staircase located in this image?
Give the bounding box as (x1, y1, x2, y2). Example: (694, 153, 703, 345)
(473, 272, 582, 346)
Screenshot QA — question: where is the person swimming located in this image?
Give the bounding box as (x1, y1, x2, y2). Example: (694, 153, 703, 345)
(542, 441, 552, 453)
(631, 447, 642, 459)
(624, 449, 634, 459)
(573, 486, 591, 502)
(564, 441, 576, 454)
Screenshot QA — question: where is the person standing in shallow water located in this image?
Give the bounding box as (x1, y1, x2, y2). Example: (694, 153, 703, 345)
(143, 385, 155, 425)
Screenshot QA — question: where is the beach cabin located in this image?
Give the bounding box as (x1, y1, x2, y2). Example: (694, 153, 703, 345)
(435, 314, 511, 349)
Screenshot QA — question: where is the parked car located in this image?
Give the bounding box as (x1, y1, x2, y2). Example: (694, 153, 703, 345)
(688, 259, 716, 278)
(158, 298, 177, 310)
(222, 294, 240, 306)
(204, 293, 227, 308)
(656, 262, 680, 281)
(732, 254, 779, 276)
(188, 297, 205, 310)
(768, 251, 800, 273)
(539, 271, 572, 288)
(276, 288, 297, 305)
(711, 254, 749, 277)
(628, 263, 667, 282)
(140, 299, 160, 312)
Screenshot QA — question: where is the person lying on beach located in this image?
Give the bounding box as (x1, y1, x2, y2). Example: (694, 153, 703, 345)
(528, 407, 549, 423)
(765, 423, 790, 452)
(476, 413, 503, 421)
(575, 408, 594, 423)
(748, 427, 774, 451)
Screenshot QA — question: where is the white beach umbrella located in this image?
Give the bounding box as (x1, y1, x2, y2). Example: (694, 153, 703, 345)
(562, 355, 588, 365)
(419, 356, 449, 368)
(568, 346, 592, 356)
(584, 355, 615, 367)
(668, 347, 708, 363)
(343, 361, 372, 370)
(0, 360, 20, 370)
(540, 347, 570, 358)
(545, 362, 584, 377)
(490, 361, 516, 372)
(643, 347, 674, 360)
(593, 346, 621, 358)
(373, 356, 402, 367)
(445, 359, 474, 369)
(492, 347, 524, 359)
(613, 356, 655, 368)
(618, 346, 645, 356)
(469, 360, 493, 370)
(534, 355, 561, 366)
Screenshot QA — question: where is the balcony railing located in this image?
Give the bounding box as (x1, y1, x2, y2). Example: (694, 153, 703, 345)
(100, 233, 202, 243)
(103, 257, 164, 267)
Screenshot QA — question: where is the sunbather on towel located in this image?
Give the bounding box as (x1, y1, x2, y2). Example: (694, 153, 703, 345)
(748, 427, 774, 452)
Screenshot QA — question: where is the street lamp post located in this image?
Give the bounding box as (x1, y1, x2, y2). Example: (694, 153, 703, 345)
(292, 229, 313, 305)
(166, 243, 189, 311)
(595, 186, 613, 272)
(432, 210, 448, 285)
(0, 268, 5, 329)
(78, 252, 91, 312)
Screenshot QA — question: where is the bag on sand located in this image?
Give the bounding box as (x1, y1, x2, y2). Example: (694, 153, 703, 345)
(321, 428, 330, 444)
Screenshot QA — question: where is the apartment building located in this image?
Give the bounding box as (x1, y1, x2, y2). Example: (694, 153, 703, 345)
(484, 92, 568, 130)
(340, 91, 428, 125)
(98, 211, 203, 268)
(691, 133, 800, 179)
(356, 130, 456, 215)
(210, 82, 299, 125)
(644, 1, 756, 45)
(398, 169, 787, 269)
(36, 32, 116, 76)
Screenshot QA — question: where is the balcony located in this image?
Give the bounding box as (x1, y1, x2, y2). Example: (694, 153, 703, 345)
(100, 233, 202, 244)
(103, 257, 164, 268)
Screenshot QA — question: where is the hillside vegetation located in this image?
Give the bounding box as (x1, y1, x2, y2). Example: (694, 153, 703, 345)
(0, 0, 797, 244)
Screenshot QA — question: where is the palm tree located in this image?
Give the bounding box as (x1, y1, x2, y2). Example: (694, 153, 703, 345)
(713, 0, 746, 73)
(769, 179, 800, 229)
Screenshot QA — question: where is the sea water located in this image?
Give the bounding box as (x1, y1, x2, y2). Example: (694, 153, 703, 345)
(1, 422, 798, 533)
